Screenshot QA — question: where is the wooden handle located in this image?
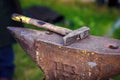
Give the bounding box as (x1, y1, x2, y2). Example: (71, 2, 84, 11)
(12, 13, 72, 35)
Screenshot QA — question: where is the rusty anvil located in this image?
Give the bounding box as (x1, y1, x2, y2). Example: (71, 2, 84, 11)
(7, 26, 120, 80)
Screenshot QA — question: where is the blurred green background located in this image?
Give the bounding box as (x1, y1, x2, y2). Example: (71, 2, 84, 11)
(13, 0, 120, 80)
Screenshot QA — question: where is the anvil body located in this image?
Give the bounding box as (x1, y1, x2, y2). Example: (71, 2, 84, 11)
(8, 27, 120, 80)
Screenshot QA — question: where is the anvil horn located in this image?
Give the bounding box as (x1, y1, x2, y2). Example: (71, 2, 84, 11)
(8, 27, 120, 80)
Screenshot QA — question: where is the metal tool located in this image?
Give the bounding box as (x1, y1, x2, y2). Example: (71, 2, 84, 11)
(12, 13, 90, 45)
(8, 27, 120, 80)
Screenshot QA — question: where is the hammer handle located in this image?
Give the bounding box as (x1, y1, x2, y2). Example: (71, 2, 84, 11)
(12, 13, 72, 35)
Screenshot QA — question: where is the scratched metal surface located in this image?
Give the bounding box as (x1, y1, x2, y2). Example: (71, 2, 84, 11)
(8, 27, 120, 80)
(8, 27, 120, 55)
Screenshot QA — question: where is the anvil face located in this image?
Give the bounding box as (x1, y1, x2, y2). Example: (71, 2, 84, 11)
(8, 27, 120, 80)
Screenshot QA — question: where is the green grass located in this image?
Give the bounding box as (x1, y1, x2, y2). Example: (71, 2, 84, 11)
(13, 0, 120, 80)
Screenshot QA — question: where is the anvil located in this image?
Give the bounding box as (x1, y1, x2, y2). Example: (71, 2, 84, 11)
(8, 27, 120, 80)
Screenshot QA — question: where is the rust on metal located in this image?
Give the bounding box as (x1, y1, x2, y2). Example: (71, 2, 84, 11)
(8, 27, 120, 80)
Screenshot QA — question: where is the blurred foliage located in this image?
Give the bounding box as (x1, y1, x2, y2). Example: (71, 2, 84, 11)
(13, 44, 44, 80)
(13, 0, 120, 80)
(113, 27, 120, 39)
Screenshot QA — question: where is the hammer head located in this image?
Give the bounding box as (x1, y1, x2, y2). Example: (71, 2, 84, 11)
(63, 27, 90, 46)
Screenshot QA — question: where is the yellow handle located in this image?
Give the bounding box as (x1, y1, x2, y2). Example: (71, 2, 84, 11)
(12, 14, 31, 24)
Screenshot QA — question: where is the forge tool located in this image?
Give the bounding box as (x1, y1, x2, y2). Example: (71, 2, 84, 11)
(7, 27, 120, 80)
(12, 13, 90, 45)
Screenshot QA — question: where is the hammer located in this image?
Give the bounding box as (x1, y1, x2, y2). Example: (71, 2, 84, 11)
(12, 13, 90, 45)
